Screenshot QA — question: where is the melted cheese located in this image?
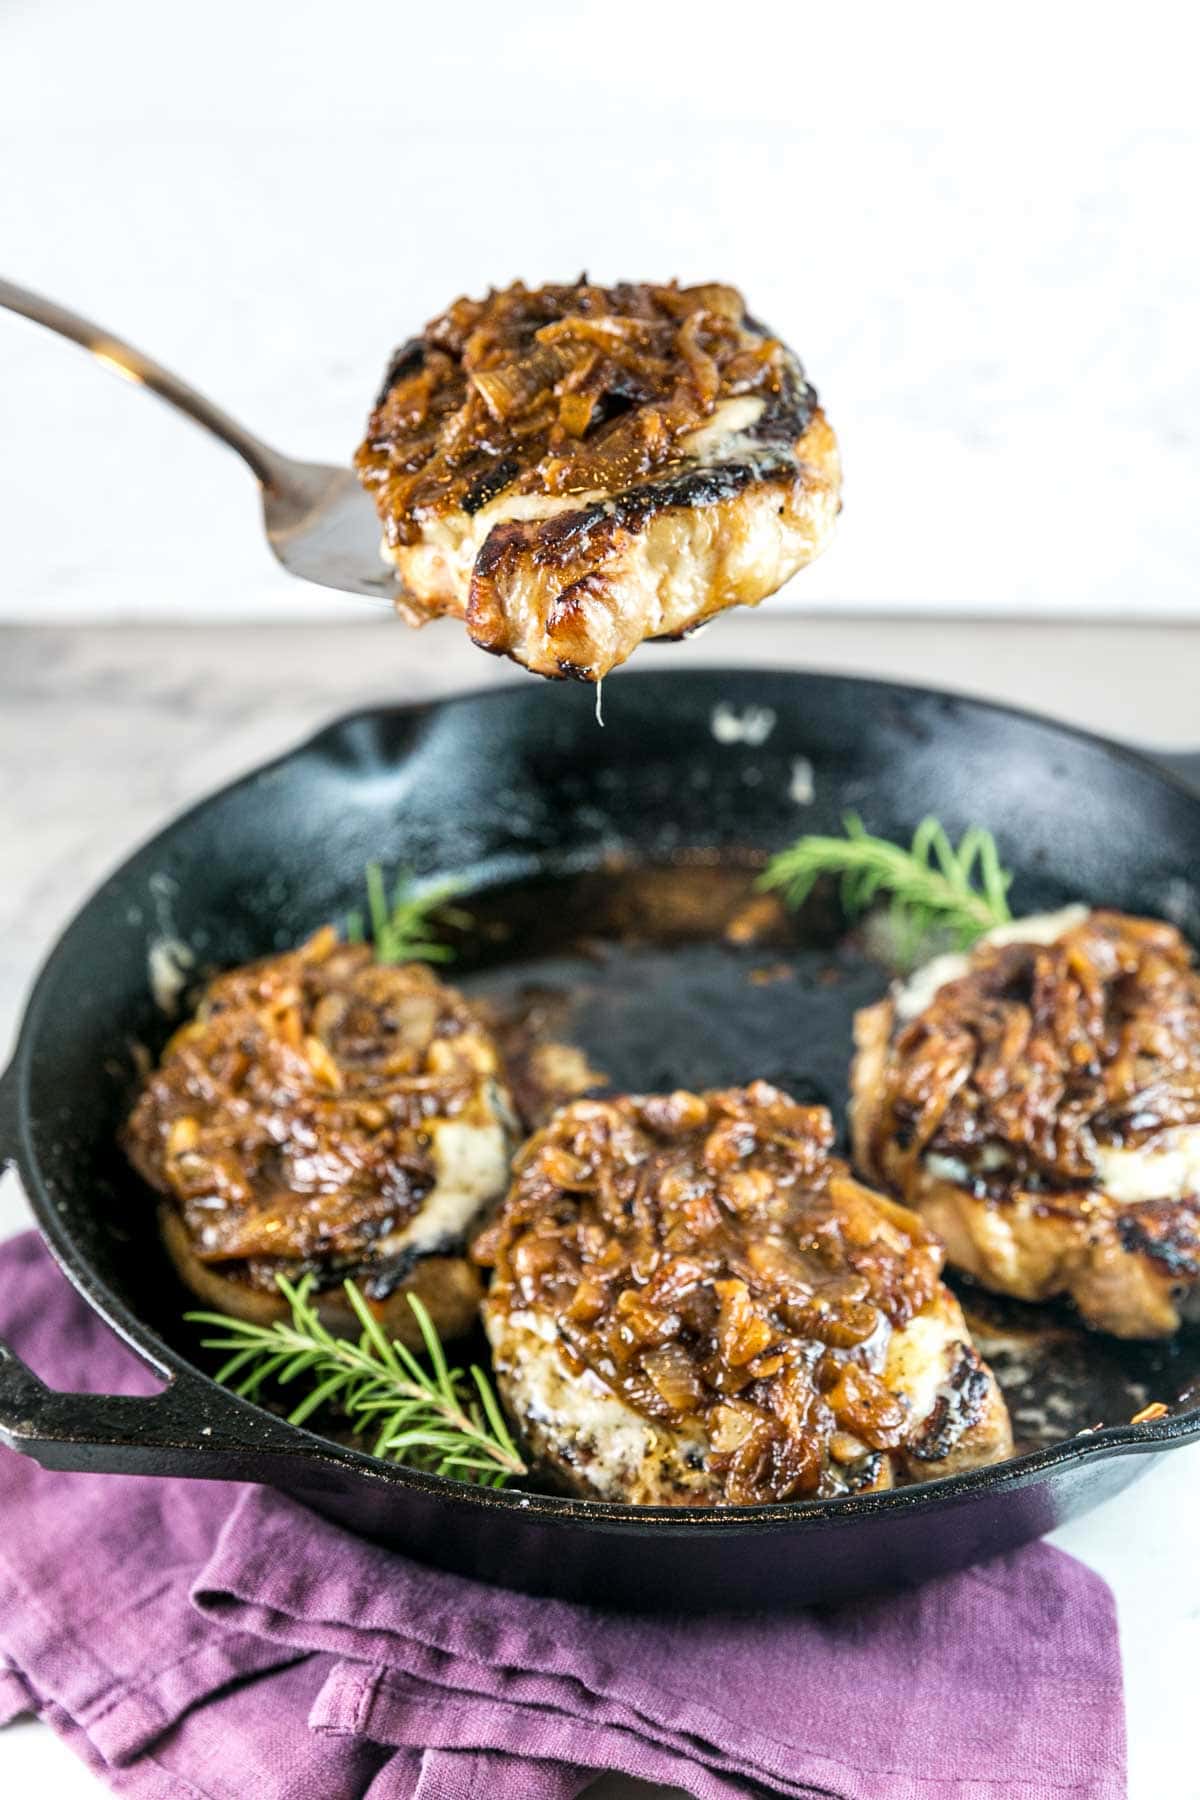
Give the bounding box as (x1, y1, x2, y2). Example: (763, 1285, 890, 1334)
(884, 1305, 954, 1428)
(148, 936, 195, 1015)
(925, 1147, 1011, 1186)
(381, 488, 601, 596)
(491, 1306, 710, 1503)
(680, 395, 767, 460)
(505, 1310, 665, 1491)
(926, 1099, 1200, 1208)
(376, 1111, 511, 1258)
(893, 905, 1090, 1022)
(980, 905, 1091, 950)
(1092, 1128, 1200, 1204)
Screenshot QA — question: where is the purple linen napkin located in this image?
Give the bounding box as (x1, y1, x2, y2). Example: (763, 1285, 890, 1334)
(0, 1229, 1127, 1799)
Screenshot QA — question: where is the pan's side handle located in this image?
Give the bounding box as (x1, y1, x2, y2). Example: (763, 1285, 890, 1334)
(0, 1059, 307, 1481)
(0, 1337, 310, 1479)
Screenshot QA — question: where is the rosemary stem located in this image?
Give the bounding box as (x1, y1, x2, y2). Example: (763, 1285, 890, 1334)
(759, 813, 1013, 962)
(187, 1275, 526, 1485)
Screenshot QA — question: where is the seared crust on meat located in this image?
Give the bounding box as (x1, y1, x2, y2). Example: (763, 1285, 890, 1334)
(160, 1205, 484, 1343)
(464, 410, 838, 680)
(473, 1083, 1010, 1505)
(355, 279, 840, 680)
(851, 909, 1200, 1337)
(885, 1284, 1013, 1479)
(123, 927, 515, 1347)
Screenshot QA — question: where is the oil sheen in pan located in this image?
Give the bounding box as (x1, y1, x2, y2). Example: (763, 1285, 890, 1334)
(453, 859, 1200, 1453)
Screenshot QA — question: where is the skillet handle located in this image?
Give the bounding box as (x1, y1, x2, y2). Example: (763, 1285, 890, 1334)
(0, 1061, 307, 1481)
(0, 1337, 310, 1479)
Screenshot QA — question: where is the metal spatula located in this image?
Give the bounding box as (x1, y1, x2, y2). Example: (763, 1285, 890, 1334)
(0, 277, 394, 601)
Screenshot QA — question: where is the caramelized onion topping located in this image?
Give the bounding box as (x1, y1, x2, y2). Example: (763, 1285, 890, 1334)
(872, 910, 1200, 1184)
(473, 1082, 943, 1503)
(123, 929, 504, 1281)
(355, 280, 793, 547)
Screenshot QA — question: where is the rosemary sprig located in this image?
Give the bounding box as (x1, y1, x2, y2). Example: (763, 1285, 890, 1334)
(186, 1275, 526, 1487)
(345, 862, 470, 964)
(760, 813, 1013, 961)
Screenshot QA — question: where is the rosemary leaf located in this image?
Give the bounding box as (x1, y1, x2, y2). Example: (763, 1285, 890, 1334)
(186, 1275, 526, 1487)
(353, 862, 468, 965)
(286, 1370, 354, 1427)
(408, 1292, 454, 1401)
(212, 1344, 264, 1386)
(760, 812, 1014, 964)
(234, 1355, 292, 1399)
(276, 1348, 325, 1385)
(342, 1277, 404, 1378)
(472, 1364, 522, 1461)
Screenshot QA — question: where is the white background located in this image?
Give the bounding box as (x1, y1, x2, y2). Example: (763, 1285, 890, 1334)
(1, 1, 1199, 621)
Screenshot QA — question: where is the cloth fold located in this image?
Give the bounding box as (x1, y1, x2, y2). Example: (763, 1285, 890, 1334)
(0, 1230, 1126, 1798)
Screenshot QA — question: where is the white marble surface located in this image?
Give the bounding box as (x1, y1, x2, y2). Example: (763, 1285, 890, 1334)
(1, 6, 1198, 625)
(3, 618, 1200, 1799)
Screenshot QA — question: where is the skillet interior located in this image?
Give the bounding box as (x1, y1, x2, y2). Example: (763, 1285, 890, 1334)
(5, 668, 1200, 1606)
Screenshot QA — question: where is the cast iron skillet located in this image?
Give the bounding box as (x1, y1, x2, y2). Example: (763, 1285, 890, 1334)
(3, 668, 1200, 1611)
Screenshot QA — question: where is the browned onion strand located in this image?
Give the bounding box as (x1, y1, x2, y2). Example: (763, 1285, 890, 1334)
(873, 911, 1200, 1185)
(122, 929, 502, 1285)
(355, 280, 789, 547)
(473, 1082, 945, 1505)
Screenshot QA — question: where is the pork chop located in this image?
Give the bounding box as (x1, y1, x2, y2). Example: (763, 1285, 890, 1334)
(852, 908, 1200, 1337)
(473, 1083, 1011, 1505)
(355, 280, 840, 681)
(123, 928, 517, 1345)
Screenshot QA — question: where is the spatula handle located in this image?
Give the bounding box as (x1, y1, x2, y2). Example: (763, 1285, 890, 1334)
(0, 275, 286, 486)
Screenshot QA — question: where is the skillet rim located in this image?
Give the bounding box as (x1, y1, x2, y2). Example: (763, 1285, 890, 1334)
(4, 663, 1200, 1528)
